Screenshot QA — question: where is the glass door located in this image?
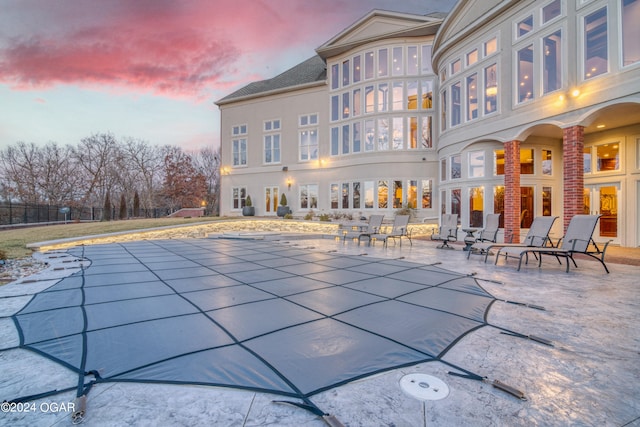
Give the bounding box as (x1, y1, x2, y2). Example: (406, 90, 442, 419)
(265, 186, 279, 215)
(583, 183, 620, 243)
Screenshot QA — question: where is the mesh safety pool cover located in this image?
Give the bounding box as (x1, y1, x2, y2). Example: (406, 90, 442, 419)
(13, 238, 496, 403)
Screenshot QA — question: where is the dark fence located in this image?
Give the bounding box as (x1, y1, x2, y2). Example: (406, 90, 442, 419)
(0, 202, 167, 226)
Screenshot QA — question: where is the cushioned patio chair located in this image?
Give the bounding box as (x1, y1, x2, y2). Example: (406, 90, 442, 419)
(497, 215, 610, 273)
(430, 214, 458, 249)
(370, 215, 411, 248)
(471, 215, 558, 262)
(466, 214, 501, 259)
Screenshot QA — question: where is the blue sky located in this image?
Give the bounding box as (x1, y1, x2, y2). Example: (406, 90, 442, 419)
(0, 0, 456, 152)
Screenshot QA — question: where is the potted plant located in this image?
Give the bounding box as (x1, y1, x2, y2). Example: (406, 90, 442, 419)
(277, 193, 290, 217)
(242, 195, 255, 216)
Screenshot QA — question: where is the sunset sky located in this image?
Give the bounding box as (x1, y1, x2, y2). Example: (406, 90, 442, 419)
(0, 0, 456, 152)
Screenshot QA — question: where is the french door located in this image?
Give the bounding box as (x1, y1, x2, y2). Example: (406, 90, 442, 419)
(265, 186, 279, 215)
(583, 183, 620, 244)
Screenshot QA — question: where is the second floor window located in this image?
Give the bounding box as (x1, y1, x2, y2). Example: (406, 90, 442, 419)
(264, 135, 280, 164)
(584, 7, 608, 79)
(299, 113, 318, 161)
(232, 139, 246, 166)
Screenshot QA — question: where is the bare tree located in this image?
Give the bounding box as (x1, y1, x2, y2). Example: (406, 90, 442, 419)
(0, 142, 41, 203)
(192, 146, 221, 215)
(70, 133, 119, 207)
(121, 138, 164, 216)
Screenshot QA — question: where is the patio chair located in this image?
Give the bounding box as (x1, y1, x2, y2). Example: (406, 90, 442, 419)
(465, 214, 501, 259)
(497, 215, 610, 273)
(430, 214, 458, 249)
(369, 215, 411, 248)
(470, 215, 557, 262)
(343, 214, 384, 245)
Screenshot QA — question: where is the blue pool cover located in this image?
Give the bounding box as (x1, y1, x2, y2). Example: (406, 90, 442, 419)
(12, 238, 497, 416)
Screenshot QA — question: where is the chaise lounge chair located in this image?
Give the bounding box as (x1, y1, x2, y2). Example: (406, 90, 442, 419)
(465, 214, 501, 259)
(370, 214, 411, 248)
(469, 215, 558, 262)
(496, 214, 610, 273)
(430, 214, 458, 249)
(345, 214, 384, 245)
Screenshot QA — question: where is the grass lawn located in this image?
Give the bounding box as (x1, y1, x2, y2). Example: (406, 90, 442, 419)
(0, 217, 224, 260)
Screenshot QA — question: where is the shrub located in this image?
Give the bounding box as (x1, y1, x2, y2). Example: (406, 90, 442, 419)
(318, 213, 330, 222)
(280, 193, 287, 206)
(245, 195, 252, 207)
(395, 205, 416, 219)
(284, 213, 293, 219)
(304, 210, 314, 220)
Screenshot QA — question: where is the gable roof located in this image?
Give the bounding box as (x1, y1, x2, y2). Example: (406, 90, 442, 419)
(216, 55, 327, 105)
(316, 10, 443, 60)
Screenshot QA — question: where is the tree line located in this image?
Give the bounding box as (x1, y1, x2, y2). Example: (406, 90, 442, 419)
(0, 133, 221, 219)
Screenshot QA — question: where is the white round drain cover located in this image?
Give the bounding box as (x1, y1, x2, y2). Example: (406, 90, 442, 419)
(399, 373, 450, 401)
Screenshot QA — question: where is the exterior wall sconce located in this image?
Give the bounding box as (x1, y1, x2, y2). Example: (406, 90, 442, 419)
(220, 166, 231, 175)
(286, 177, 293, 189)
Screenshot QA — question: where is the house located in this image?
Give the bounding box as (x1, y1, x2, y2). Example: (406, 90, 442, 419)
(216, 0, 640, 248)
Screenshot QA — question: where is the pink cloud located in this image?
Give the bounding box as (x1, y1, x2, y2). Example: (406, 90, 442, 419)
(0, 0, 356, 98)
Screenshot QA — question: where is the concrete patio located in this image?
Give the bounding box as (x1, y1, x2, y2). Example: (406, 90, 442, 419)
(0, 232, 638, 426)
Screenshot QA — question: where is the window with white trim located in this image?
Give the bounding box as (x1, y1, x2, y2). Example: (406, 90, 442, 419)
(583, 6, 608, 80)
(299, 114, 318, 161)
(231, 124, 247, 167)
(232, 187, 247, 209)
(263, 120, 280, 164)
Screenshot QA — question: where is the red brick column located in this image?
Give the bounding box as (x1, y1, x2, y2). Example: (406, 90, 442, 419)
(504, 140, 521, 243)
(562, 125, 585, 232)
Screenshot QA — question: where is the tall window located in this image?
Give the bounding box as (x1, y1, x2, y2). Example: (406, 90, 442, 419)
(543, 30, 562, 94)
(232, 125, 247, 166)
(409, 117, 418, 149)
(542, 186, 552, 216)
(365, 120, 375, 151)
(393, 47, 404, 76)
(342, 183, 350, 208)
(408, 46, 418, 75)
(421, 80, 433, 109)
(421, 45, 433, 74)
(450, 154, 461, 179)
(392, 82, 404, 111)
(521, 148, 534, 174)
(494, 186, 505, 228)
(407, 180, 417, 209)
(622, 0, 640, 66)
(421, 179, 432, 209)
(393, 180, 403, 208)
(263, 120, 280, 164)
(392, 118, 403, 150)
(441, 89, 447, 130)
(364, 181, 374, 208)
(232, 187, 247, 209)
(378, 48, 388, 77)
(520, 187, 534, 228)
(469, 187, 484, 227)
(353, 122, 361, 153)
(331, 127, 339, 156)
(469, 151, 485, 177)
(365, 51, 374, 80)
(342, 59, 350, 86)
(342, 92, 350, 119)
(353, 182, 361, 208)
(331, 64, 339, 90)
(300, 184, 318, 209)
(422, 116, 432, 148)
(264, 135, 280, 164)
(584, 146, 592, 173)
(378, 180, 388, 208)
(451, 82, 461, 126)
(378, 119, 389, 150)
(365, 86, 375, 113)
(353, 89, 361, 116)
(342, 125, 350, 154)
(407, 81, 418, 110)
(494, 149, 505, 175)
(451, 189, 461, 222)
(584, 7, 608, 79)
(542, 149, 552, 175)
(353, 55, 361, 83)
(484, 64, 497, 114)
(378, 83, 389, 111)
(330, 183, 339, 209)
(299, 114, 318, 161)
(517, 45, 534, 103)
(467, 73, 478, 121)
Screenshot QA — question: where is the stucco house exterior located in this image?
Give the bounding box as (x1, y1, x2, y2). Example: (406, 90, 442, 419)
(216, 0, 640, 248)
